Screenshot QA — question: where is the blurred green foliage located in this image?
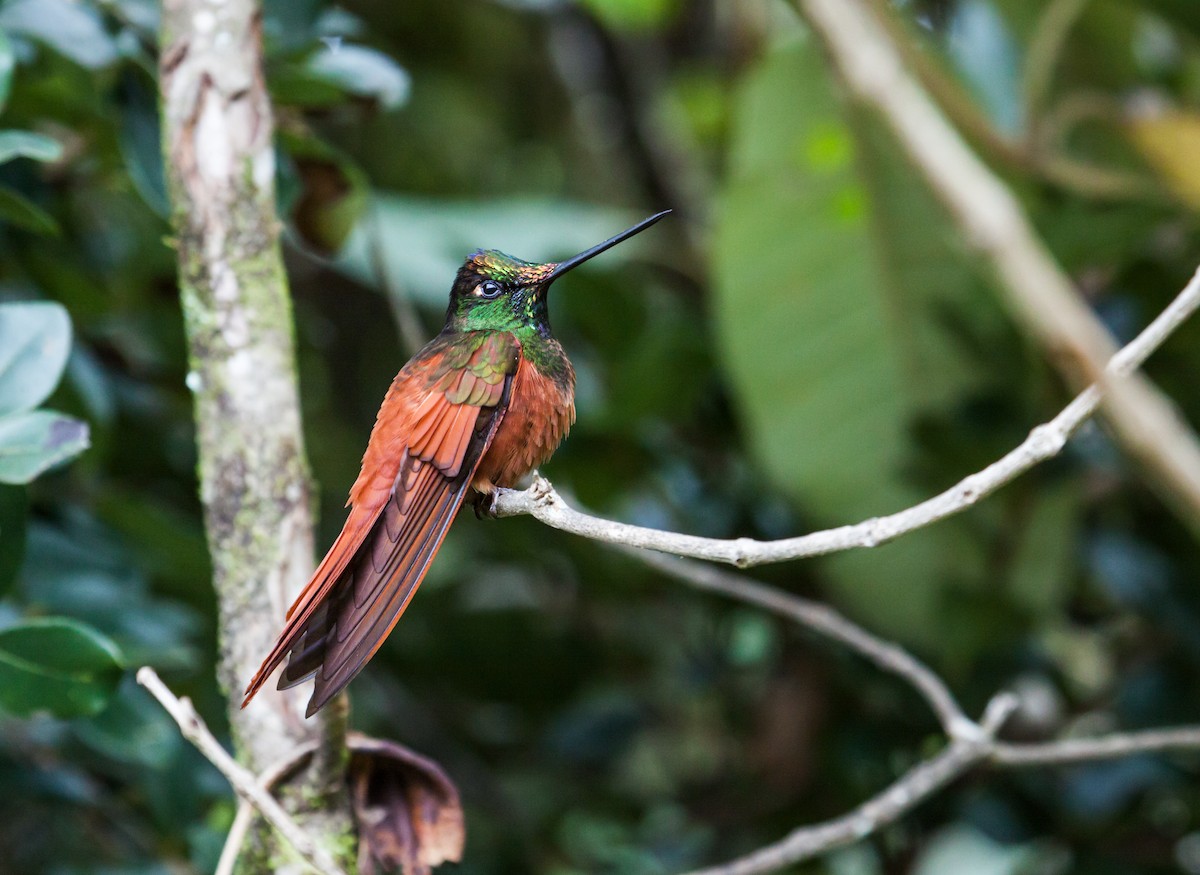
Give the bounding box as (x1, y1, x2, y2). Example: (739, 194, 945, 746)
(0, 0, 1199, 873)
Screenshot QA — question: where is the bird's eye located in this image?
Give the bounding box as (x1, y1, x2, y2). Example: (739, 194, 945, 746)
(478, 280, 503, 298)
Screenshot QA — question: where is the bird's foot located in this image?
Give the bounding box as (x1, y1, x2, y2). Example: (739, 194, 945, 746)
(471, 490, 499, 520)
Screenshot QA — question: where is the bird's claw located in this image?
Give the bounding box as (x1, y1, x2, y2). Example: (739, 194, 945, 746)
(471, 491, 499, 520)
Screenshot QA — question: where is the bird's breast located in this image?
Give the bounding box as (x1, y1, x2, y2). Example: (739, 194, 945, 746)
(472, 355, 575, 493)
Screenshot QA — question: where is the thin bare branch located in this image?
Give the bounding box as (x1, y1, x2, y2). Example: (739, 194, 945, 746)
(137, 668, 346, 875)
(215, 741, 323, 875)
(639, 553, 1200, 874)
(631, 550, 1200, 875)
(494, 266, 1200, 565)
(993, 729, 1200, 765)
(799, 0, 1200, 534)
(679, 695, 1019, 875)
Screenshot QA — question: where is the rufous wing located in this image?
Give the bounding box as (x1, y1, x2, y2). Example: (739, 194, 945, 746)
(243, 332, 521, 716)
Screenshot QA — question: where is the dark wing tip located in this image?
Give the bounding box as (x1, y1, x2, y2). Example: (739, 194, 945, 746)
(306, 683, 340, 718)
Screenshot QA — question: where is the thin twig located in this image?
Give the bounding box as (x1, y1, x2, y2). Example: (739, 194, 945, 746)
(214, 802, 255, 875)
(678, 695, 1019, 875)
(800, 0, 1200, 535)
(632, 552, 1200, 769)
(494, 266, 1200, 564)
(136, 668, 347, 875)
(872, 1, 1157, 203)
(214, 741, 323, 875)
(641, 555, 1200, 875)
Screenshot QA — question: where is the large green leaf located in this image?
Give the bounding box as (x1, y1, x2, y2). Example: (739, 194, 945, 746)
(713, 36, 906, 517)
(0, 301, 72, 414)
(0, 410, 90, 484)
(712, 36, 1010, 642)
(851, 110, 1001, 412)
(0, 618, 123, 718)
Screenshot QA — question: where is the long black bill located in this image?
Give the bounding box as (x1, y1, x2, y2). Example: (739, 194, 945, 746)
(545, 209, 671, 283)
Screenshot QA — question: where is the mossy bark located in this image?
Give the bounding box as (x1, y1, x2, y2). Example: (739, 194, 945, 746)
(158, 0, 355, 869)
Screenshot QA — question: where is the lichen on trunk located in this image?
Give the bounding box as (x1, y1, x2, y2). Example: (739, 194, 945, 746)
(158, 0, 355, 868)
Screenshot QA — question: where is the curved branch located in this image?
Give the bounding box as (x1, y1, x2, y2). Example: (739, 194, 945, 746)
(137, 669, 345, 875)
(679, 695, 1019, 875)
(486, 273, 1200, 875)
(494, 267, 1200, 566)
(628, 551, 1200, 875)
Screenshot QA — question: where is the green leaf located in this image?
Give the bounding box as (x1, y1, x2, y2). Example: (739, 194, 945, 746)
(0, 618, 123, 718)
(117, 75, 168, 217)
(713, 35, 909, 527)
(577, 0, 680, 31)
(306, 44, 409, 109)
(0, 0, 118, 70)
(0, 186, 60, 234)
(267, 63, 351, 107)
(0, 301, 72, 414)
(851, 108, 1001, 412)
(712, 36, 1000, 643)
(0, 410, 90, 484)
(0, 130, 63, 164)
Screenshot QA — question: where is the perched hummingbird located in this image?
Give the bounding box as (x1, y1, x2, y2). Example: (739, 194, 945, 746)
(243, 210, 670, 716)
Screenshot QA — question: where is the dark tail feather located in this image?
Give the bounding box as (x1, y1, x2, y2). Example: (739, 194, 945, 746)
(295, 462, 472, 716)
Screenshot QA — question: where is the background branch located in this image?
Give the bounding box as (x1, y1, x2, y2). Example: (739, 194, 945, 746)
(489, 259, 1200, 875)
(799, 0, 1200, 535)
(494, 264, 1200, 565)
(635, 545, 1200, 875)
(137, 669, 345, 875)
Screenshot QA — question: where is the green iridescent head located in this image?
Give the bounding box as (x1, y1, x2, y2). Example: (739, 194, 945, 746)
(444, 210, 670, 336)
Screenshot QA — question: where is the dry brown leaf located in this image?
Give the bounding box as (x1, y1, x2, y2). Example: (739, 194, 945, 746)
(347, 733, 465, 875)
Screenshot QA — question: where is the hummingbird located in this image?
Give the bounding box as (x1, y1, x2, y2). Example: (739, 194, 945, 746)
(243, 210, 670, 716)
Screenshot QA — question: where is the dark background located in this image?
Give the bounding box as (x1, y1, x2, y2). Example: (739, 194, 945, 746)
(1, 0, 1200, 872)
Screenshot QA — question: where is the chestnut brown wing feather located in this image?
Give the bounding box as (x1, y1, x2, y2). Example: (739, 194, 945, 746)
(289, 415, 497, 716)
(243, 332, 520, 716)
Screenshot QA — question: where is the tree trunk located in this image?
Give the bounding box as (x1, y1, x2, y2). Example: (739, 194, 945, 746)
(158, 0, 355, 869)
